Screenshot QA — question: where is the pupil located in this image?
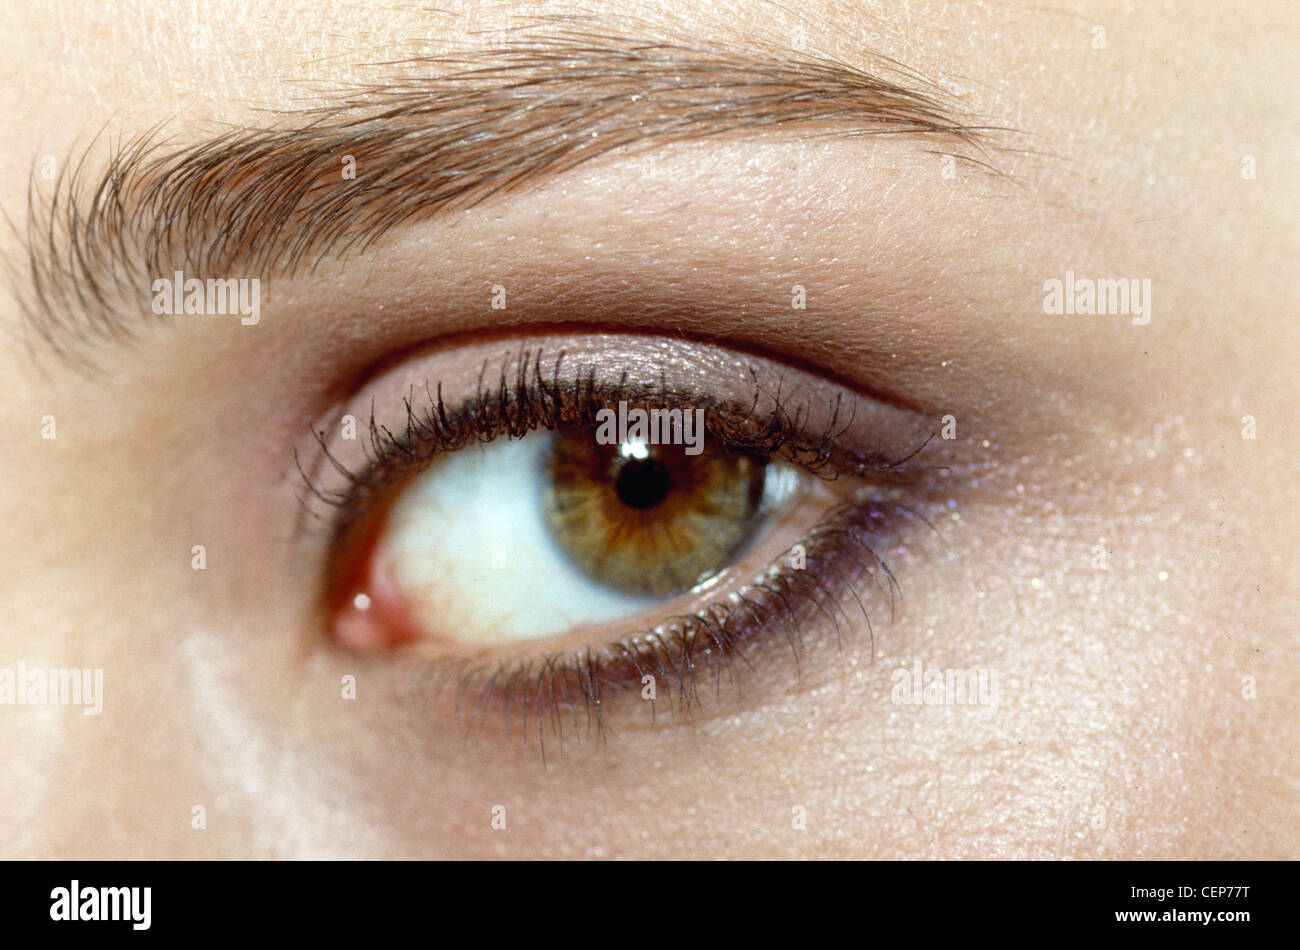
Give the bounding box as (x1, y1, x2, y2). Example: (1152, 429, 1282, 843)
(614, 458, 673, 510)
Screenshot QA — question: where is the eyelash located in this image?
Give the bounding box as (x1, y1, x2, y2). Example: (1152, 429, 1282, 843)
(297, 345, 938, 754)
(431, 493, 917, 758)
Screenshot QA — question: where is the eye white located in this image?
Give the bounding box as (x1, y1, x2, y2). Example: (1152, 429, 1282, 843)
(379, 429, 804, 647)
(382, 431, 658, 645)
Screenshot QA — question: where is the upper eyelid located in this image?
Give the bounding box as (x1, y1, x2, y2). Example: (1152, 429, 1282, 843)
(295, 333, 941, 546)
(12, 26, 990, 372)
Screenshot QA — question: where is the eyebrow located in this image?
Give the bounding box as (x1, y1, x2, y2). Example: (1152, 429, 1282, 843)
(9, 27, 994, 370)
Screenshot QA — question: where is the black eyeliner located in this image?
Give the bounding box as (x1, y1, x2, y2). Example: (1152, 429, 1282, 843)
(296, 341, 942, 755)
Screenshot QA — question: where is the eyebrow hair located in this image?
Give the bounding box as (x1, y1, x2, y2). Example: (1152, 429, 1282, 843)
(8, 26, 996, 371)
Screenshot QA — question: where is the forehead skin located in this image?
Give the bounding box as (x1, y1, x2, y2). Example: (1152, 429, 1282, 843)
(0, 0, 1295, 858)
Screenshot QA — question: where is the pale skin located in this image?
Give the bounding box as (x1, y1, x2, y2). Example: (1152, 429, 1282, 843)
(0, 0, 1295, 858)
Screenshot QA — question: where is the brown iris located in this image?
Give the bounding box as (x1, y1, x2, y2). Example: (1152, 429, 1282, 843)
(541, 427, 767, 596)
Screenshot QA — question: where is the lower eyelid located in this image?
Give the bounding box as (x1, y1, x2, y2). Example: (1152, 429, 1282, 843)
(395, 484, 930, 750)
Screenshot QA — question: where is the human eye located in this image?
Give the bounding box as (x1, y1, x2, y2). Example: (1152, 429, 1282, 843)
(298, 330, 943, 748)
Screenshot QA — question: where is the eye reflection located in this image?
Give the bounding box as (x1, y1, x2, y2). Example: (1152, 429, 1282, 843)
(343, 423, 805, 648)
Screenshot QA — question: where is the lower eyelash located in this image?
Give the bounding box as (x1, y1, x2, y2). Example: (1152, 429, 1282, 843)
(409, 490, 934, 759)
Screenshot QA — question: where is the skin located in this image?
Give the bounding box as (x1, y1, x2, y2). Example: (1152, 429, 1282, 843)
(0, 0, 1295, 859)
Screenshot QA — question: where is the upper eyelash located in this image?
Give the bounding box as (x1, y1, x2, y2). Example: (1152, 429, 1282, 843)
(295, 343, 934, 542)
